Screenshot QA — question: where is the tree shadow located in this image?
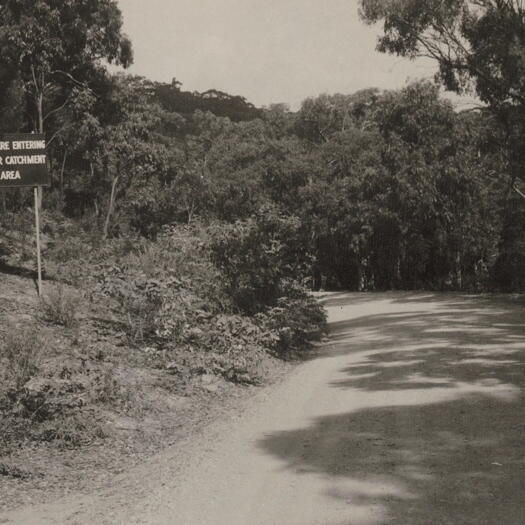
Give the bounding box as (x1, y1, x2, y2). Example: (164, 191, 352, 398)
(259, 395, 525, 525)
(0, 260, 45, 295)
(258, 292, 525, 524)
(0, 259, 37, 280)
(319, 291, 414, 308)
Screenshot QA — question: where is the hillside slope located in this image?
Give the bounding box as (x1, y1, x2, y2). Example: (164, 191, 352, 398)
(0, 271, 289, 513)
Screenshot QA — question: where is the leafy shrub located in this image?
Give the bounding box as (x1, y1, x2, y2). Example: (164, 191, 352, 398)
(0, 324, 45, 391)
(40, 285, 81, 328)
(92, 225, 232, 345)
(57, 221, 326, 386)
(255, 282, 327, 357)
(178, 314, 275, 383)
(209, 207, 312, 314)
(95, 266, 169, 343)
(208, 210, 326, 358)
(134, 224, 232, 312)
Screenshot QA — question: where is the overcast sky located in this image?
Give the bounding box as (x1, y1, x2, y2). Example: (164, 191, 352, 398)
(117, 0, 442, 109)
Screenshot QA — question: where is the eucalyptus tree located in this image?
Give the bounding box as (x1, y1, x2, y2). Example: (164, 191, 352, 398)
(359, 0, 525, 184)
(86, 75, 169, 239)
(0, 0, 132, 137)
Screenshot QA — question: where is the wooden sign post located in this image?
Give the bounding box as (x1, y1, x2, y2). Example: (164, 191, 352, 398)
(0, 134, 50, 296)
(34, 187, 43, 296)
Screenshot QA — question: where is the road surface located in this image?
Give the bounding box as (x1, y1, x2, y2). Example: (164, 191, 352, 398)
(4, 292, 525, 525)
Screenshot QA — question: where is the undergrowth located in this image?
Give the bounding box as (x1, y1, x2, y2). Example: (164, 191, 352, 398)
(40, 285, 81, 328)
(0, 324, 45, 391)
(0, 215, 327, 453)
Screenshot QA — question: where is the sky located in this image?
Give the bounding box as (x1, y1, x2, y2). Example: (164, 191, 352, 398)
(116, 0, 464, 109)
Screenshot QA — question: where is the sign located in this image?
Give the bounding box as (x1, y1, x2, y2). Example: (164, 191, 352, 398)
(0, 134, 50, 187)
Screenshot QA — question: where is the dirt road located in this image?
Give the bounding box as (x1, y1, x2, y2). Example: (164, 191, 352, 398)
(3, 292, 525, 525)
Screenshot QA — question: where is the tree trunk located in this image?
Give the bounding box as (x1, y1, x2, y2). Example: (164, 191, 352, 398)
(103, 175, 119, 240)
(455, 251, 462, 290)
(357, 262, 364, 292)
(59, 151, 67, 207)
(187, 198, 196, 224)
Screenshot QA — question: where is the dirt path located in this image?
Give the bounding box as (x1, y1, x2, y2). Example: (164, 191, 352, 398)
(3, 292, 525, 525)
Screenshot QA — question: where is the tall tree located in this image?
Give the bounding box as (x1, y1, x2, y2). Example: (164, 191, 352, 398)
(88, 75, 168, 239)
(0, 0, 132, 137)
(359, 0, 525, 183)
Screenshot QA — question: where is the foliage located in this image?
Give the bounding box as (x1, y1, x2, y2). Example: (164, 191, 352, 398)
(67, 221, 325, 382)
(96, 265, 168, 343)
(255, 283, 327, 357)
(293, 82, 505, 291)
(0, 0, 523, 297)
(0, 324, 45, 391)
(32, 412, 107, 449)
(209, 208, 312, 314)
(40, 285, 81, 328)
(170, 314, 274, 384)
(359, 1, 525, 105)
(0, 0, 132, 135)
(491, 196, 525, 291)
(359, 0, 525, 187)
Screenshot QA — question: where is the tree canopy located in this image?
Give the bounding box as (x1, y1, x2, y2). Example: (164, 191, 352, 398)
(359, 1, 525, 106)
(1, 1, 525, 293)
(359, 0, 525, 186)
(0, 0, 133, 134)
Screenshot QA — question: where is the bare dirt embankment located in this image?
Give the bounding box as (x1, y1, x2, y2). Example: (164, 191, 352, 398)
(3, 291, 525, 525)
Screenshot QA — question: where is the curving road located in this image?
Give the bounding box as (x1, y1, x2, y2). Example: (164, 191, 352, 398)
(4, 292, 525, 525)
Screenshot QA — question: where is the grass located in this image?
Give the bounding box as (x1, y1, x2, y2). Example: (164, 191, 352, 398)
(40, 285, 81, 328)
(0, 324, 45, 391)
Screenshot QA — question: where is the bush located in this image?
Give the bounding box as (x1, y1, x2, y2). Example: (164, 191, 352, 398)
(209, 207, 312, 314)
(0, 324, 45, 391)
(255, 283, 327, 357)
(67, 221, 326, 385)
(95, 266, 167, 343)
(40, 285, 81, 328)
(177, 313, 275, 383)
(92, 225, 232, 345)
(208, 210, 326, 358)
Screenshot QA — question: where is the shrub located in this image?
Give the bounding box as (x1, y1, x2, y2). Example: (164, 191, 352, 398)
(95, 266, 166, 343)
(40, 285, 81, 328)
(255, 283, 327, 357)
(209, 207, 312, 314)
(180, 314, 275, 383)
(208, 210, 326, 358)
(0, 324, 45, 391)
(92, 225, 232, 345)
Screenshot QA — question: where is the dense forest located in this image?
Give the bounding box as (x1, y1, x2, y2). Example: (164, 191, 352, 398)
(2, 2, 525, 296)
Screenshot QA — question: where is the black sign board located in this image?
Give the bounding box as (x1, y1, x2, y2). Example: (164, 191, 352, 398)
(0, 134, 50, 188)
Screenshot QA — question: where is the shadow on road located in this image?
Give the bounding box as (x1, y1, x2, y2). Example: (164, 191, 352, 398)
(258, 292, 525, 525)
